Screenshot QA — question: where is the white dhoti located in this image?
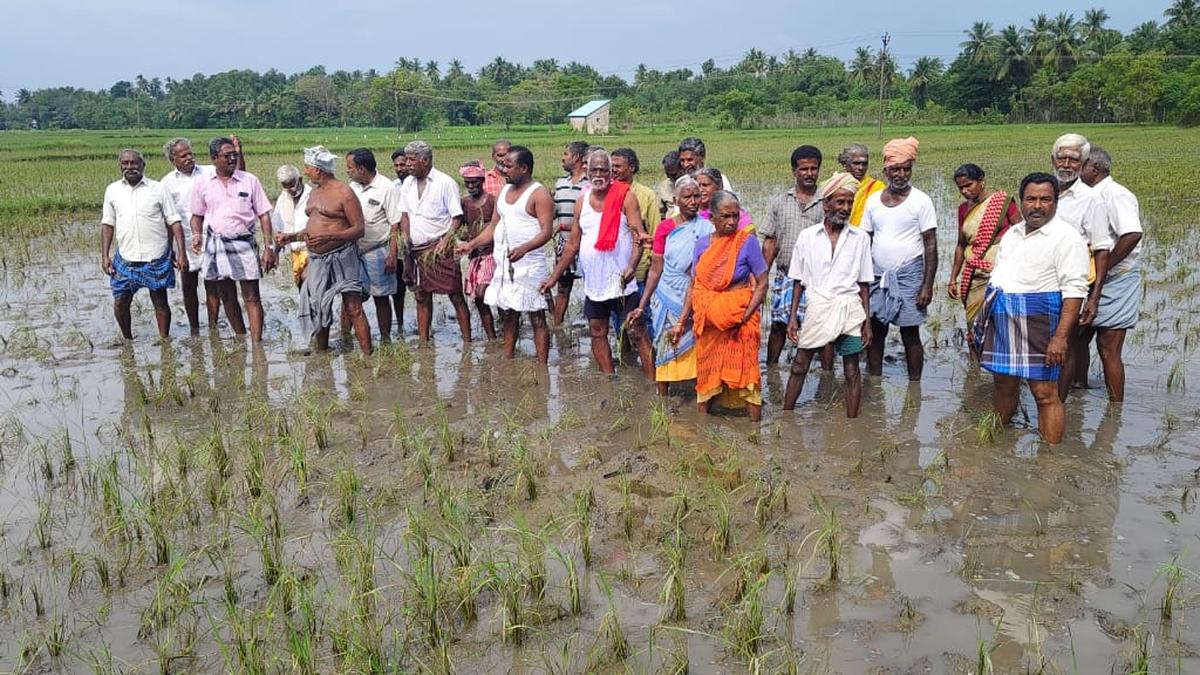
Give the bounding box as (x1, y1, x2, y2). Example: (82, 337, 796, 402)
(483, 219, 548, 312)
(795, 288, 865, 349)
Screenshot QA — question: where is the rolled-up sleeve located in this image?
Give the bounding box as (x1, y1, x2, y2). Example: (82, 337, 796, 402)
(101, 185, 116, 226)
(1084, 197, 1114, 251)
(1057, 236, 1090, 299)
(1108, 189, 1142, 237)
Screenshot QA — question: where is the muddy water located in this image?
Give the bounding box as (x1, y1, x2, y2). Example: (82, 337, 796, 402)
(1, 183, 1199, 674)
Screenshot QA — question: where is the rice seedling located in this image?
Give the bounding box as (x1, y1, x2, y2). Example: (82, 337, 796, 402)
(399, 546, 447, 649)
(659, 530, 687, 621)
(668, 479, 691, 530)
(246, 493, 284, 587)
(809, 494, 842, 583)
(650, 397, 671, 447)
(592, 574, 630, 663)
(711, 489, 734, 561)
(511, 441, 538, 502)
(303, 398, 335, 450)
(1165, 357, 1187, 392)
(975, 614, 1003, 675)
(435, 405, 458, 463)
(619, 477, 635, 540)
(725, 573, 768, 662)
(58, 428, 76, 473)
(573, 487, 593, 566)
(507, 511, 550, 601)
(333, 463, 362, 528)
(975, 410, 1002, 445)
(489, 560, 527, 645)
(244, 436, 266, 499)
(285, 430, 310, 496)
(33, 492, 53, 549)
(1123, 627, 1153, 674)
(1154, 556, 1198, 625)
(549, 543, 583, 615)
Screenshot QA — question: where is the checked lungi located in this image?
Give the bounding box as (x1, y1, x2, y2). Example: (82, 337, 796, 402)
(973, 287, 1063, 381)
(111, 249, 175, 298)
(202, 231, 261, 281)
(298, 242, 366, 337)
(870, 256, 926, 327)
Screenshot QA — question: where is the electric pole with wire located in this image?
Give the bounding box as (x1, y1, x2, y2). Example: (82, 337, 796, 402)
(877, 32, 890, 139)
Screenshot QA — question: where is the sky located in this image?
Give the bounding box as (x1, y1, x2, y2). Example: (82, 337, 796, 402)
(1, 0, 1171, 97)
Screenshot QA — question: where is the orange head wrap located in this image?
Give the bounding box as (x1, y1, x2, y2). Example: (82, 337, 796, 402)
(882, 136, 919, 167)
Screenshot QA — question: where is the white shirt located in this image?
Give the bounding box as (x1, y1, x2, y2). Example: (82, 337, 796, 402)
(787, 223, 874, 296)
(101, 177, 180, 262)
(400, 167, 463, 247)
(1056, 179, 1114, 252)
(351, 173, 404, 251)
(989, 216, 1089, 299)
(270, 184, 310, 252)
(1092, 175, 1142, 275)
(861, 187, 937, 271)
(160, 164, 215, 224)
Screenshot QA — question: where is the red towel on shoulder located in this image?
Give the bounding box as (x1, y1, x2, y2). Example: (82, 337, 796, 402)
(594, 181, 631, 252)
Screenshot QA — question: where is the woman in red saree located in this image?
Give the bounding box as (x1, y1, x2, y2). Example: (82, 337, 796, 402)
(673, 191, 769, 420)
(947, 163, 1020, 326)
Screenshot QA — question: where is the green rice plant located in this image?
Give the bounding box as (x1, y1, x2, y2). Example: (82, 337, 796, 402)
(410, 436, 436, 496)
(332, 518, 379, 637)
(398, 546, 447, 649)
(780, 552, 797, 615)
(285, 431, 309, 496)
(435, 405, 458, 463)
(650, 397, 671, 447)
(809, 494, 842, 583)
(451, 563, 482, 623)
(58, 429, 76, 474)
(619, 477, 635, 540)
(541, 634, 577, 675)
(975, 614, 1003, 675)
(405, 506, 433, 561)
(35, 440, 54, 483)
(333, 464, 361, 528)
(1166, 357, 1187, 392)
(489, 560, 527, 645)
(659, 530, 687, 622)
(549, 543, 582, 615)
(711, 489, 734, 560)
(1123, 627, 1153, 674)
(1154, 556, 1199, 625)
(1, 567, 11, 602)
(90, 553, 108, 594)
(246, 494, 284, 587)
(511, 442, 538, 502)
(283, 571, 320, 674)
(244, 436, 266, 499)
(668, 480, 691, 530)
(29, 581, 45, 618)
(573, 487, 594, 567)
(725, 573, 768, 662)
(507, 511, 549, 601)
(975, 410, 1002, 445)
(33, 492, 53, 549)
(217, 596, 268, 675)
(592, 574, 630, 663)
(303, 399, 334, 450)
(66, 549, 85, 596)
(140, 556, 194, 636)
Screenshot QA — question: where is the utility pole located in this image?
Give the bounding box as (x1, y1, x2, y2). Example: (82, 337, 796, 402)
(877, 32, 890, 139)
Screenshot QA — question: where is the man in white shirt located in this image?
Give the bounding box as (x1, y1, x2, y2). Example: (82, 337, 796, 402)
(1049, 133, 1116, 400)
(346, 148, 403, 342)
(677, 136, 734, 191)
(397, 140, 472, 343)
(101, 149, 185, 339)
(782, 172, 874, 418)
(975, 173, 1089, 445)
(1079, 146, 1143, 401)
(269, 165, 310, 289)
(862, 136, 937, 381)
(161, 136, 243, 333)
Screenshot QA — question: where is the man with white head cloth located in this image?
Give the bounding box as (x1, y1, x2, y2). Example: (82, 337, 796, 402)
(275, 146, 372, 354)
(161, 135, 243, 332)
(1048, 132, 1116, 400)
(782, 172, 874, 418)
(270, 164, 310, 290)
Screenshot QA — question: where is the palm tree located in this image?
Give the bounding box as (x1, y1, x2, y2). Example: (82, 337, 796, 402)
(1081, 8, 1109, 42)
(1127, 21, 1162, 52)
(960, 21, 997, 65)
(738, 48, 769, 77)
(1022, 14, 1053, 66)
(1045, 12, 1081, 72)
(848, 47, 875, 87)
(1165, 0, 1199, 28)
(993, 25, 1032, 89)
(908, 56, 943, 109)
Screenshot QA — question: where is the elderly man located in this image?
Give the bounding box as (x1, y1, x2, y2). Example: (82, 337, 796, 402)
(1078, 146, 1143, 401)
(483, 139, 511, 197)
(862, 136, 937, 381)
(655, 151, 683, 220)
(346, 148, 403, 342)
(975, 173, 1089, 445)
(678, 137, 733, 190)
(398, 140, 472, 343)
(275, 147, 372, 354)
(550, 140, 590, 324)
(541, 150, 652, 377)
(161, 136, 243, 332)
(782, 172, 873, 418)
(188, 136, 275, 341)
(459, 146, 555, 362)
(101, 149, 185, 339)
(762, 145, 827, 367)
(270, 165, 310, 290)
(1048, 133, 1116, 400)
(837, 142, 885, 227)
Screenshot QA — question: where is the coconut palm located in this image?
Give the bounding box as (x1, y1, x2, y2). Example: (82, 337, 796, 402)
(908, 57, 943, 109)
(1022, 14, 1053, 65)
(1165, 0, 1199, 28)
(848, 47, 875, 87)
(1045, 12, 1081, 72)
(1080, 8, 1110, 42)
(993, 25, 1032, 89)
(961, 22, 997, 65)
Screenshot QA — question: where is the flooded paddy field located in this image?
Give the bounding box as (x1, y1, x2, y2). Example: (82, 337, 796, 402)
(1, 125, 1199, 673)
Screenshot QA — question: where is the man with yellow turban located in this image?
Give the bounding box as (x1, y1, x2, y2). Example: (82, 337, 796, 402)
(861, 136, 938, 381)
(782, 171, 873, 418)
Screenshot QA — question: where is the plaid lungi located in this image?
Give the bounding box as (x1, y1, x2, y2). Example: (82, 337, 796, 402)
(770, 267, 806, 325)
(974, 287, 1063, 381)
(403, 241, 462, 295)
(202, 232, 261, 281)
(111, 249, 175, 298)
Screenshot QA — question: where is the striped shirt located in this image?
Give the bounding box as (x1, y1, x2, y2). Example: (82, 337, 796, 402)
(553, 174, 587, 232)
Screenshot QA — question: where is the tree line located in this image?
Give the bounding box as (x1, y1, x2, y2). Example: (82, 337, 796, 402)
(3, 2, 1199, 131)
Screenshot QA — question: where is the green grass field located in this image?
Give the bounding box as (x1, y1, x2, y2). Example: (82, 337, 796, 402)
(2, 123, 1196, 235)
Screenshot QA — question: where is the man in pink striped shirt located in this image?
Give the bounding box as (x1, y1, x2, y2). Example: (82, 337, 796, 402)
(188, 136, 276, 341)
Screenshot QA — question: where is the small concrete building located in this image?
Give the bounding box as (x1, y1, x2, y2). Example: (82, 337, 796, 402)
(567, 99, 610, 135)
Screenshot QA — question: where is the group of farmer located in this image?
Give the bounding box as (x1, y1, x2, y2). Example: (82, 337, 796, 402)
(99, 130, 1141, 444)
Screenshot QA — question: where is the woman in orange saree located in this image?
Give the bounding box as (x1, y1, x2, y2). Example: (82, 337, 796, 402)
(673, 191, 769, 421)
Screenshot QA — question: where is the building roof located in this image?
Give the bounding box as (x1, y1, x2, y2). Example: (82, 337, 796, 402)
(567, 99, 611, 118)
